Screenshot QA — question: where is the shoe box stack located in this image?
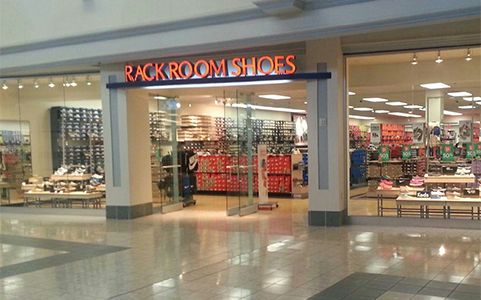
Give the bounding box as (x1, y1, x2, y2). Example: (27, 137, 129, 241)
(178, 116, 221, 141)
(381, 124, 405, 144)
(381, 162, 403, 178)
(267, 155, 291, 174)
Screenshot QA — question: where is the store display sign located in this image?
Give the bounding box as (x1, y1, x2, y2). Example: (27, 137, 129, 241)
(371, 123, 381, 144)
(292, 114, 307, 146)
(378, 145, 390, 162)
(416, 191, 431, 198)
(466, 143, 476, 159)
(124, 55, 297, 82)
(257, 145, 269, 202)
(402, 145, 412, 160)
(458, 120, 472, 143)
(441, 144, 455, 162)
(412, 123, 425, 144)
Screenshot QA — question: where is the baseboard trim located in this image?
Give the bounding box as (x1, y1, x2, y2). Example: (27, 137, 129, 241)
(308, 209, 347, 226)
(106, 202, 153, 219)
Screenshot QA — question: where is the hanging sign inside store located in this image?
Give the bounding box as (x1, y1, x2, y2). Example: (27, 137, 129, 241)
(370, 123, 381, 145)
(458, 120, 472, 143)
(441, 144, 455, 162)
(401, 145, 412, 160)
(466, 143, 476, 159)
(378, 145, 390, 162)
(124, 55, 297, 82)
(412, 123, 425, 144)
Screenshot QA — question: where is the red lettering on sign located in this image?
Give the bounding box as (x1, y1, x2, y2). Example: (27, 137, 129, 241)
(258, 56, 274, 75)
(155, 63, 166, 80)
(231, 57, 242, 76)
(210, 59, 226, 77)
(142, 63, 155, 81)
(285, 55, 296, 74)
(125, 65, 134, 82)
(169, 62, 180, 79)
(194, 60, 210, 78)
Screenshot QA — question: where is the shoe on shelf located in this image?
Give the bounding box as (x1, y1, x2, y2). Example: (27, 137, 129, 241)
(54, 166, 69, 176)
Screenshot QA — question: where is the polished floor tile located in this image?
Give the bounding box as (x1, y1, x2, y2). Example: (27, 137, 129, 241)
(0, 197, 480, 299)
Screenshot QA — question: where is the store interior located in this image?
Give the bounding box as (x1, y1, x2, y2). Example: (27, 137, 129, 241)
(0, 75, 309, 213)
(348, 46, 481, 219)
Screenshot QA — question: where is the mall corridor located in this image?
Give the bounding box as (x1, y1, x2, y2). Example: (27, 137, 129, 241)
(1, 206, 480, 300)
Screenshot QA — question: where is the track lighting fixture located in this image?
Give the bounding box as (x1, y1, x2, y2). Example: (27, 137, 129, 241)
(411, 53, 418, 65)
(1, 81, 7, 90)
(465, 48, 472, 61)
(34, 80, 39, 89)
(86, 75, 92, 86)
(17, 80, 23, 89)
(435, 50, 443, 64)
(48, 78, 55, 88)
(70, 78, 77, 87)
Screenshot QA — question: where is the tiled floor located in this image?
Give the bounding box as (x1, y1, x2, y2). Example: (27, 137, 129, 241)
(0, 198, 480, 300)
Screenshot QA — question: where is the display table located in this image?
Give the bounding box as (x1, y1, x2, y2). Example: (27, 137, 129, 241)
(395, 195, 481, 219)
(376, 187, 424, 216)
(0, 182, 15, 204)
(24, 191, 103, 208)
(50, 174, 92, 181)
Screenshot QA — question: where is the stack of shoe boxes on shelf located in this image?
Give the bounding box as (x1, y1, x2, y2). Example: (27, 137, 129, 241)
(50, 107, 103, 173)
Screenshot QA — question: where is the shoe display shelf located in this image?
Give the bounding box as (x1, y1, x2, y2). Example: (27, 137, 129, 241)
(50, 107, 104, 174)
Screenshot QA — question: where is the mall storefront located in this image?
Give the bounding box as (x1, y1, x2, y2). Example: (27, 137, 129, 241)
(1, 34, 480, 227)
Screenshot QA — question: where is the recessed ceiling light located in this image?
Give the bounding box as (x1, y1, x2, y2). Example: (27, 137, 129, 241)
(176, 102, 181, 109)
(444, 110, 462, 116)
(17, 80, 23, 89)
(458, 105, 477, 109)
(463, 96, 481, 101)
(48, 80, 55, 88)
(375, 110, 389, 114)
(420, 82, 451, 89)
(188, 103, 192, 107)
(448, 91, 472, 97)
(70, 79, 78, 87)
(258, 94, 291, 100)
(363, 97, 388, 103)
(386, 101, 407, 106)
(404, 105, 423, 109)
(353, 107, 373, 111)
(349, 115, 375, 120)
(348, 91, 356, 96)
(388, 112, 422, 118)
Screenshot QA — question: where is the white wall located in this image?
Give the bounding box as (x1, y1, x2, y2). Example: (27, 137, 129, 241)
(0, 83, 101, 176)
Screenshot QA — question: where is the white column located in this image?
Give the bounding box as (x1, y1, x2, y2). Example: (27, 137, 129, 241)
(306, 38, 347, 226)
(426, 90, 444, 125)
(101, 65, 153, 219)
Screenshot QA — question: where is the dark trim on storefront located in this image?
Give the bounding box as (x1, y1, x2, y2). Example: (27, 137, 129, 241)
(106, 202, 153, 219)
(308, 210, 347, 227)
(106, 72, 331, 89)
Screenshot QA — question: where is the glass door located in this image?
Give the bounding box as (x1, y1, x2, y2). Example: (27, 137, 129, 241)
(224, 90, 257, 216)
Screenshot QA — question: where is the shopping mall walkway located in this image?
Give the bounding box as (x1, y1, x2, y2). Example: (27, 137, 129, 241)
(0, 203, 480, 300)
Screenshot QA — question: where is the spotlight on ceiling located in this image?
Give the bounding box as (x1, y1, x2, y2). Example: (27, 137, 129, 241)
(465, 48, 472, 61)
(411, 53, 418, 65)
(86, 75, 92, 86)
(70, 79, 78, 87)
(17, 80, 23, 89)
(435, 50, 443, 64)
(48, 79, 56, 88)
(1, 81, 8, 90)
(348, 91, 356, 96)
(34, 80, 39, 89)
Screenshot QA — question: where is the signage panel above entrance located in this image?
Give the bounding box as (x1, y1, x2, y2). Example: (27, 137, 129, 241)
(125, 55, 297, 82)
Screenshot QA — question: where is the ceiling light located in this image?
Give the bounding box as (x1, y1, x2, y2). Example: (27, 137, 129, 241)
(386, 101, 407, 106)
(348, 91, 356, 96)
(349, 115, 375, 120)
(388, 112, 422, 118)
(443, 110, 462, 116)
(48, 80, 55, 88)
(465, 48, 472, 61)
(258, 94, 291, 100)
(448, 91, 472, 97)
(375, 110, 389, 113)
(404, 105, 423, 109)
(458, 105, 477, 109)
(70, 79, 77, 87)
(154, 95, 167, 100)
(411, 53, 418, 65)
(353, 107, 373, 111)
(176, 102, 181, 109)
(464, 97, 481, 101)
(144, 79, 292, 89)
(304, 101, 307, 104)
(420, 82, 451, 89)
(1, 81, 7, 90)
(435, 50, 443, 63)
(188, 103, 192, 107)
(363, 97, 388, 103)
(348, 105, 354, 109)
(86, 75, 92, 86)
(17, 80, 23, 89)
(34, 80, 39, 89)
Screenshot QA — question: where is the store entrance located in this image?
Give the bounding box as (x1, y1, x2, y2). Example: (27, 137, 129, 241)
(134, 81, 308, 216)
